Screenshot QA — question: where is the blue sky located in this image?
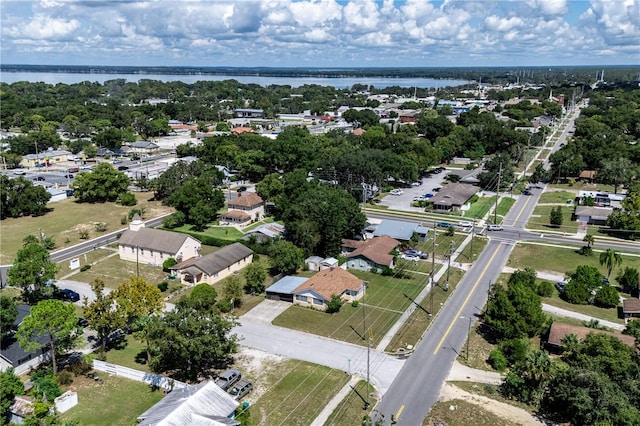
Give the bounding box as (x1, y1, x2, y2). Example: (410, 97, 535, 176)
(1, 0, 638, 67)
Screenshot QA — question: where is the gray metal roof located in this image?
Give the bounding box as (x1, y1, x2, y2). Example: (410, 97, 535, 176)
(118, 228, 198, 253)
(137, 381, 239, 426)
(372, 219, 419, 241)
(183, 243, 253, 276)
(266, 276, 308, 295)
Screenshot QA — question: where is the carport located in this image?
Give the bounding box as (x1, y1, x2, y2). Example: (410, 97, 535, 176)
(265, 276, 308, 302)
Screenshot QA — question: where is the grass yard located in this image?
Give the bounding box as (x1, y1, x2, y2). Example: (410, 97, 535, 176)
(67, 252, 169, 288)
(527, 204, 577, 233)
(509, 243, 640, 278)
(324, 380, 377, 426)
(423, 398, 518, 426)
(0, 192, 173, 264)
(104, 334, 152, 372)
(464, 196, 497, 220)
(172, 224, 245, 241)
(495, 197, 516, 219)
(456, 321, 498, 371)
(458, 236, 488, 263)
(548, 182, 617, 193)
(60, 373, 163, 425)
(273, 271, 425, 346)
(538, 190, 577, 204)
(244, 362, 350, 426)
(386, 268, 465, 352)
(539, 282, 624, 324)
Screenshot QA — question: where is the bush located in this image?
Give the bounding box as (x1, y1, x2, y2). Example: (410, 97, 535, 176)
(499, 338, 531, 366)
(57, 370, 73, 385)
(94, 222, 107, 232)
(468, 194, 480, 204)
(80, 264, 91, 272)
(79, 230, 89, 239)
(217, 299, 232, 313)
(577, 246, 593, 256)
(163, 211, 186, 229)
(326, 294, 342, 314)
(488, 349, 508, 371)
(381, 266, 394, 276)
(537, 281, 554, 297)
(594, 285, 619, 308)
(445, 226, 455, 237)
(351, 300, 359, 308)
(157, 281, 169, 292)
(116, 192, 137, 206)
(121, 215, 128, 225)
(162, 257, 178, 271)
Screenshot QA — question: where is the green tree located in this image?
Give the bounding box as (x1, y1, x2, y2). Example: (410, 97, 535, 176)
(16, 299, 77, 374)
(243, 261, 267, 294)
(593, 285, 619, 308)
(223, 276, 243, 309)
(0, 295, 18, 340)
(562, 280, 590, 304)
(582, 233, 595, 248)
(530, 163, 549, 184)
(606, 191, 640, 239)
(72, 162, 130, 202)
(189, 283, 218, 309)
(83, 278, 125, 355)
(148, 300, 238, 381)
(132, 315, 154, 365)
(0, 368, 25, 425)
(623, 319, 640, 340)
(549, 206, 563, 227)
(112, 277, 164, 327)
(0, 175, 52, 219)
(7, 242, 59, 304)
(165, 178, 225, 231)
(616, 267, 639, 295)
(268, 240, 304, 275)
(599, 248, 623, 279)
(255, 172, 285, 202)
(326, 294, 343, 314)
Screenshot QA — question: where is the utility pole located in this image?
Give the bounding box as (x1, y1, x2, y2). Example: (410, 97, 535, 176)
(136, 245, 140, 277)
(467, 317, 471, 360)
(430, 222, 436, 316)
(494, 161, 502, 225)
(446, 241, 454, 291)
(363, 281, 370, 410)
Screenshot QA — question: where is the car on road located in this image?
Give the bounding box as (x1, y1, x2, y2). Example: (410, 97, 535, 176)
(60, 289, 80, 302)
(390, 189, 403, 196)
(215, 369, 241, 391)
(487, 224, 503, 231)
(458, 221, 473, 228)
(34, 176, 45, 181)
(117, 165, 129, 171)
(236, 186, 247, 193)
(63, 174, 74, 179)
(522, 189, 532, 195)
(228, 380, 253, 400)
(67, 167, 79, 173)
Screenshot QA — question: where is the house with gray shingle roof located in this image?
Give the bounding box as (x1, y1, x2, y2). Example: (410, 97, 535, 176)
(171, 243, 254, 286)
(1, 305, 51, 375)
(117, 215, 201, 266)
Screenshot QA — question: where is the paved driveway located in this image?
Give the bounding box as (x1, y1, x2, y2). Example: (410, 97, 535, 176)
(240, 299, 291, 323)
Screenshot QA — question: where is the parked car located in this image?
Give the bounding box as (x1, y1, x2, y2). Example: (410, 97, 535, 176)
(77, 317, 89, 327)
(117, 165, 129, 171)
(228, 380, 253, 400)
(423, 193, 434, 198)
(236, 186, 247, 193)
(555, 281, 567, 293)
(60, 289, 80, 302)
(63, 174, 74, 179)
(215, 369, 241, 391)
(487, 224, 503, 231)
(401, 254, 420, 262)
(67, 167, 79, 173)
(34, 176, 45, 181)
(411, 181, 421, 187)
(390, 189, 403, 196)
(458, 221, 473, 228)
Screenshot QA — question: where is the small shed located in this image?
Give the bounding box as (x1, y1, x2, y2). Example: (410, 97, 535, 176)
(305, 256, 324, 272)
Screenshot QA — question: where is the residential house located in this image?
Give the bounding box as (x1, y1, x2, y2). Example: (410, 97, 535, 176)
(123, 141, 160, 155)
(118, 215, 201, 265)
(578, 170, 597, 183)
(242, 223, 285, 243)
(137, 381, 240, 426)
(342, 235, 399, 272)
(1, 305, 50, 375)
(292, 267, 365, 311)
(429, 183, 480, 211)
(574, 206, 613, 226)
(365, 219, 429, 242)
(96, 147, 115, 157)
(21, 149, 72, 168)
(221, 193, 265, 228)
(546, 322, 637, 353)
(171, 243, 254, 286)
(623, 298, 640, 323)
(266, 276, 309, 303)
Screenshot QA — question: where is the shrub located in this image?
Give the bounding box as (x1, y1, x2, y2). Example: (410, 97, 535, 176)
(468, 194, 479, 204)
(78, 230, 89, 239)
(116, 192, 137, 206)
(94, 222, 107, 232)
(445, 226, 455, 237)
(351, 300, 359, 308)
(537, 281, 554, 297)
(499, 338, 530, 366)
(326, 294, 342, 314)
(576, 246, 593, 256)
(217, 299, 232, 313)
(162, 258, 178, 271)
(381, 266, 394, 276)
(594, 285, 619, 308)
(57, 370, 73, 385)
(80, 264, 91, 272)
(488, 349, 508, 371)
(157, 281, 169, 292)
(121, 215, 128, 225)
(562, 280, 589, 304)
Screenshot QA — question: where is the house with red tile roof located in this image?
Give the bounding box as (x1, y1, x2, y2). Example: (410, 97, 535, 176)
(292, 267, 365, 311)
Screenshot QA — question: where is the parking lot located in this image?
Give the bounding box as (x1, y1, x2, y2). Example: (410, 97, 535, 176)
(378, 168, 448, 211)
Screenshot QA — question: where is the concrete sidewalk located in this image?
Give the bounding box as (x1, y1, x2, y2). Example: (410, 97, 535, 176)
(446, 361, 502, 385)
(310, 376, 361, 426)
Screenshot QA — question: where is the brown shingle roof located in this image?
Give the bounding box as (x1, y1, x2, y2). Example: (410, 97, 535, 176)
(547, 322, 636, 349)
(228, 193, 263, 209)
(341, 239, 362, 250)
(623, 298, 640, 314)
(430, 183, 479, 207)
(347, 235, 399, 266)
(579, 170, 597, 179)
(293, 267, 363, 301)
(176, 243, 253, 276)
(118, 228, 198, 253)
(221, 210, 251, 221)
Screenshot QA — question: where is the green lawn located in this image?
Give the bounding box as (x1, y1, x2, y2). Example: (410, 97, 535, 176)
(172, 224, 245, 241)
(68, 252, 169, 288)
(495, 197, 516, 219)
(527, 205, 577, 233)
(509, 243, 640, 278)
(539, 281, 624, 324)
(458, 236, 488, 263)
(273, 271, 425, 346)
(245, 362, 350, 426)
(0, 192, 173, 264)
(464, 196, 497, 220)
(324, 380, 377, 426)
(60, 374, 163, 425)
(538, 190, 577, 204)
(104, 334, 152, 372)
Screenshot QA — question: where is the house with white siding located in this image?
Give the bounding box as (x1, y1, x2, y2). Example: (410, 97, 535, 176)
(171, 243, 254, 286)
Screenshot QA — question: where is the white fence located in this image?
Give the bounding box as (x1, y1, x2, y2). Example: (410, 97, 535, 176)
(93, 360, 187, 391)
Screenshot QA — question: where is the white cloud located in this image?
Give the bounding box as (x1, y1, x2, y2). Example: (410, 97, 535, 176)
(484, 16, 524, 32)
(5, 14, 80, 40)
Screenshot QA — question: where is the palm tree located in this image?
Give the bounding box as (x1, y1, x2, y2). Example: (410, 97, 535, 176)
(582, 233, 595, 248)
(599, 248, 623, 278)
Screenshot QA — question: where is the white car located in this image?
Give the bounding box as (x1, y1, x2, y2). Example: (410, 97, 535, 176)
(488, 224, 503, 231)
(390, 189, 404, 196)
(401, 254, 420, 262)
(458, 221, 473, 228)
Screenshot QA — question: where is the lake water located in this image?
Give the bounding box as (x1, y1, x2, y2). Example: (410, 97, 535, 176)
(0, 71, 470, 89)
